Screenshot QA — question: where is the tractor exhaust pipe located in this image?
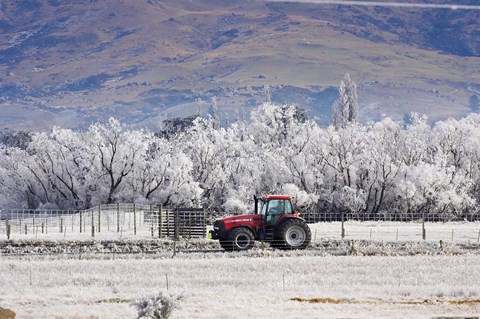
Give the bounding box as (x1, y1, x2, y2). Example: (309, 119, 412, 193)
(254, 195, 258, 214)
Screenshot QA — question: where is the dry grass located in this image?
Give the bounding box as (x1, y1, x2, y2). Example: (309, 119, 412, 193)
(0, 307, 15, 319)
(290, 297, 480, 306)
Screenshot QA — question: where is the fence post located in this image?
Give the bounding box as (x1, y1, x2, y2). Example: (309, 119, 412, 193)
(341, 211, 345, 239)
(6, 217, 10, 240)
(149, 205, 153, 237)
(166, 210, 171, 237)
(158, 205, 163, 238)
(203, 209, 207, 238)
(422, 212, 426, 240)
(59, 216, 62, 233)
(133, 203, 137, 236)
(117, 203, 120, 233)
(98, 205, 101, 233)
(174, 210, 179, 240)
(91, 210, 95, 238)
(80, 211, 83, 233)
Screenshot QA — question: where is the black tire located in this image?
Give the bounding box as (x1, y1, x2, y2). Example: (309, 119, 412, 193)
(276, 219, 311, 250)
(222, 228, 255, 251)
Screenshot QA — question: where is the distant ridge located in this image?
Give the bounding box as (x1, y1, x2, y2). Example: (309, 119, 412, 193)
(0, 0, 478, 130)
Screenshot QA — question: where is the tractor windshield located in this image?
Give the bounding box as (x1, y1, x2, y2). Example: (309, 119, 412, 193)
(264, 199, 293, 224)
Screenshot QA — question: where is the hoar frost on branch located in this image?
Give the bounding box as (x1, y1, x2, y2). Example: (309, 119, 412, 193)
(0, 106, 479, 219)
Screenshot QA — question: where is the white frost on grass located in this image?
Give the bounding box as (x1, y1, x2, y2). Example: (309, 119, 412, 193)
(0, 253, 479, 318)
(309, 221, 480, 243)
(2, 220, 480, 244)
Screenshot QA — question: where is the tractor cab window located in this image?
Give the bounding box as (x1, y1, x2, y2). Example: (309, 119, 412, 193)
(284, 200, 293, 214)
(266, 199, 293, 224)
(260, 201, 267, 216)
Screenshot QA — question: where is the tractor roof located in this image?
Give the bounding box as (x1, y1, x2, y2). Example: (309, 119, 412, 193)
(265, 194, 293, 200)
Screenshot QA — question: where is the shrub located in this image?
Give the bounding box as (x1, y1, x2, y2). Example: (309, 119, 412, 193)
(134, 292, 182, 319)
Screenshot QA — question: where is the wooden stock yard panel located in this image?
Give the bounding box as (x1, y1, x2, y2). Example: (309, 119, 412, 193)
(152, 208, 207, 239)
(174, 208, 206, 239)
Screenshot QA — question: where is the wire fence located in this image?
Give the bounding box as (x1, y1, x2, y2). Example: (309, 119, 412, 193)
(303, 211, 480, 243)
(308, 221, 480, 243)
(1, 205, 479, 243)
(0, 204, 207, 240)
(302, 211, 480, 223)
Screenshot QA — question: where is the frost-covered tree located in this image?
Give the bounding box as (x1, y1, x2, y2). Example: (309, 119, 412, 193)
(250, 102, 304, 146)
(0, 145, 33, 208)
(395, 162, 475, 218)
(131, 134, 202, 206)
(157, 116, 197, 139)
(362, 118, 403, 215)
(180, 118, 228, 209)
(0, 129, 32, 149)
(88, 118, 149, 204)
(2, 104, 480, 218)
(332, 73, 359, 129)
(26, 127, 94, 209)
(220, 123, 264, 213)
(209, 97, 220, 129)
(320, 123, 366, 190)
(248, 103, 301, 191)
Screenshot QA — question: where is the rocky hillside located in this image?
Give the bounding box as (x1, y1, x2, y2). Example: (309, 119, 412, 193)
(0, 0, 478, 130)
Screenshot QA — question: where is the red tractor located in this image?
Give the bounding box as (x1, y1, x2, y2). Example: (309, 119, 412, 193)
(209, 194, 311, 251)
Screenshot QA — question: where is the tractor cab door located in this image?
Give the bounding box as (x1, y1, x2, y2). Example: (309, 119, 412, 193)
(264, 199, 293, 225)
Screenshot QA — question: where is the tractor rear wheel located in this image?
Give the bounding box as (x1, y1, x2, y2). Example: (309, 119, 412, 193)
(223, 228, 255, 251)
(276, 219, 311, 250)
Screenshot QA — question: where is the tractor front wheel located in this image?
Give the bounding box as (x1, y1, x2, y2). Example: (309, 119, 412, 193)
(276, 219, 311, 250)
(222, 228, 255, 251)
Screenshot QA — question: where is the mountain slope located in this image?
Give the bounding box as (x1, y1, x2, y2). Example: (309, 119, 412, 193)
(0, 0, 479, 130)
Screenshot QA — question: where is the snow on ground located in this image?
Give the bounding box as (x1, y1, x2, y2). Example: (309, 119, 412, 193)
(309, 221, 480, 243)
(2, 220, 480, 243)
(1, 221, 480, 319)
(0, 252, 479, 319)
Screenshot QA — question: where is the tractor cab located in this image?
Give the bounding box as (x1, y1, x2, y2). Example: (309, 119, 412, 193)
(256, 194, 298, 226)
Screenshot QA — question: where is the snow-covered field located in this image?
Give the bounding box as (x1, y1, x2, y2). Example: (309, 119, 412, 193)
(1, 250, 480, 318)
(310, 221, 480, 243)
(2, 220, 480, 243)
(1, 221, 480, 319)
